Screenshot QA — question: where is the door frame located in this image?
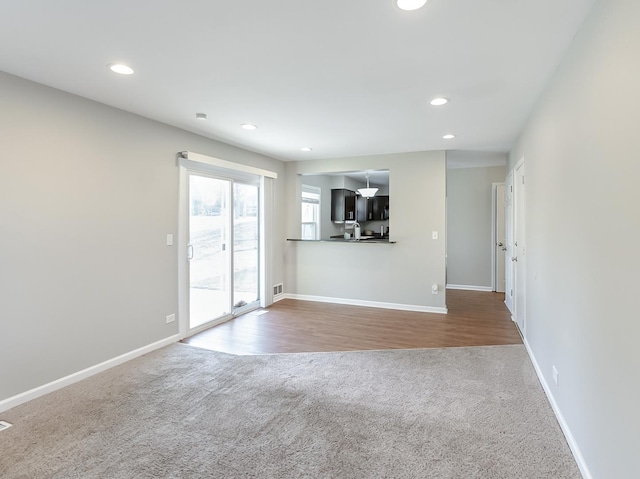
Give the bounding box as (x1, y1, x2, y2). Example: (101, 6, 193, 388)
(512, 157, 526, 336)
(504, 171, 514, 313)
(491, 182, 506, 292)
(177, 152, 276, 340)
(184, 171, 262, 336)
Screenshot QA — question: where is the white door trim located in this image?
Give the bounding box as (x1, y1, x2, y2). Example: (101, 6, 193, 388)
(504, 171, 514, 313)
(177, 158, 269, 339)
(491, 182, 505, 292)
(513, 157, 526, 336)
(178, 165, 189, 339)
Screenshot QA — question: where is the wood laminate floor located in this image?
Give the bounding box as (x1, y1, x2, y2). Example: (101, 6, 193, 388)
(182, 289, 522, 354)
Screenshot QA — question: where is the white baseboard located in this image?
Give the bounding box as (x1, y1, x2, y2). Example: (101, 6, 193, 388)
(505, 299, 514, 314)
(0, 334, 180, 414)
(522, 337, 592, 479)
(284, 294, 447, 314)
(272, 293, 287, 303)
(446, 284, 493, 292)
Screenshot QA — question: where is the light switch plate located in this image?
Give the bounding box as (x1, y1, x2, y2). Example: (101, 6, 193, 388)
(432, 231, 438, 240)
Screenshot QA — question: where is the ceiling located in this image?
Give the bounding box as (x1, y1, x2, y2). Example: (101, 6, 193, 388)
(0, 0, 595, 162)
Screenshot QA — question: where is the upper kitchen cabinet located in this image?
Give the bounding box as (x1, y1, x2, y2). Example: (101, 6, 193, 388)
(371, 195, 389, 221)
(357, 195, 389, 221)
(331, 188, 356, 222)
(356, 195, 369, 222)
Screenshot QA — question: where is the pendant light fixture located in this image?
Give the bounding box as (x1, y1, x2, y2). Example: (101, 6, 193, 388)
(358, 172, 378, 198)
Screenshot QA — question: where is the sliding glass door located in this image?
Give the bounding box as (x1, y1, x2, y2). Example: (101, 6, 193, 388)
(188, 173, 259, 330)
(232, 182, 259, 313)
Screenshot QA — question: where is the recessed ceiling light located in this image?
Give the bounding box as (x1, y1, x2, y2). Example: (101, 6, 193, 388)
(443, 134, 456, 139)
(430, 97, 449, 106)
(396, 0, 428, 11)
(195, 113, 207, 120)
(300, 147, 313, 152)
(241, 123, 257, 130)
(109, 63, 134, 75)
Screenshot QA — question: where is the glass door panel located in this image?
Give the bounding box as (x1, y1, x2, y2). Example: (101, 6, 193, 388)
(188, 175, 231, 328)
(233, 183, 259, 313)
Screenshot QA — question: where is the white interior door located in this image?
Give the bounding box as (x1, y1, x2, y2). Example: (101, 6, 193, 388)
(513, 160, 526, 335)
(504, 172, 514, 313)
(495, 183, 506, 293)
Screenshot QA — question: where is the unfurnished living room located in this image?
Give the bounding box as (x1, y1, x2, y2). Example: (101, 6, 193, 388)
(1, 1, 638, 478)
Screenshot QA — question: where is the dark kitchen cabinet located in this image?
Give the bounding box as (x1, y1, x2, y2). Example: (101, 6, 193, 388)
(356, 195, 389, 221)
(371, 195, 389, 220)
(331, 189, 356, 222)
(356, 195, 370, 222)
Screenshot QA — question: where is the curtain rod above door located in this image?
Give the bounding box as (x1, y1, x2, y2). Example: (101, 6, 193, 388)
(178, 151, 278, 179)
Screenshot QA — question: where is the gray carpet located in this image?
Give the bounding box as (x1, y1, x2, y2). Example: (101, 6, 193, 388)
(0, 344, 580, 478)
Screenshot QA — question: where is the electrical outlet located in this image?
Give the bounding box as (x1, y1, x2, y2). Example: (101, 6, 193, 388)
(431, 283, 438, 295)
(166, 234, 174, 246)
(552, 366, 559, 386)
(166, 313, 176, 324)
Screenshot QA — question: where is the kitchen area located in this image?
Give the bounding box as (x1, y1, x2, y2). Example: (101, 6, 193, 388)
(293, 169, 392, 244)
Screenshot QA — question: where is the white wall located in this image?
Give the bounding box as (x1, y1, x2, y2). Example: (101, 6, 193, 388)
(285, 151, 447, 311)
(446, 165, 506, 288)
(508, 0, 640, 476)
(0, 71, 286, 404)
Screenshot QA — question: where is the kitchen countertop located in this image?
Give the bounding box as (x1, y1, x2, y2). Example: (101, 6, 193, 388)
(287, 237, 395, 244)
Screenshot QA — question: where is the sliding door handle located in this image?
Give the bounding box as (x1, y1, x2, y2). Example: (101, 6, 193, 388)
(187, 244, 194, 260)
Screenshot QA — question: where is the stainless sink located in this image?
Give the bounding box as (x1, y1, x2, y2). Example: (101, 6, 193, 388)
(350, 235, 387, 241)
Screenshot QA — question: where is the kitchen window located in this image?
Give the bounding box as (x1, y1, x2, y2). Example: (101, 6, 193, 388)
(301, 185, 321, 240)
